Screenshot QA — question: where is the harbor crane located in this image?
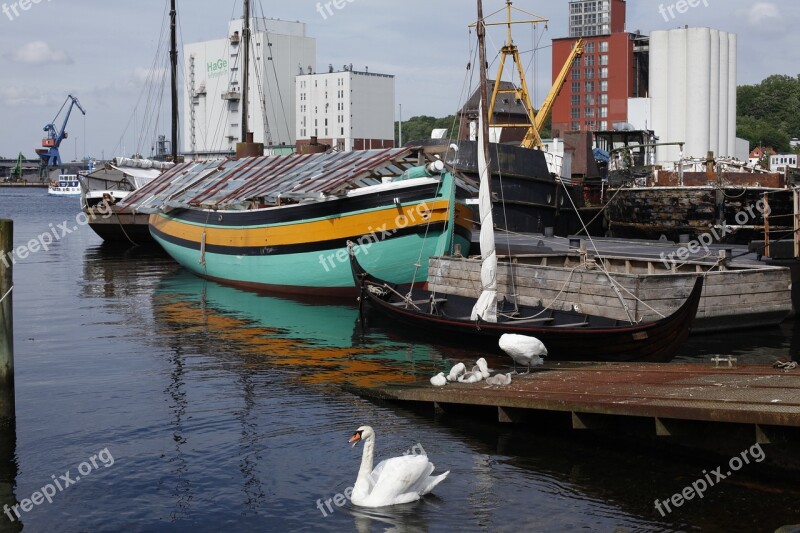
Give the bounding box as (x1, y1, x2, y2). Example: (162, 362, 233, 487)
(473, 1, 582, 149)
(36, 94, 86, 172)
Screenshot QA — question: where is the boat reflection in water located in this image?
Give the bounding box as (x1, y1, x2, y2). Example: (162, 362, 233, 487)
(152, 271, 445, 388)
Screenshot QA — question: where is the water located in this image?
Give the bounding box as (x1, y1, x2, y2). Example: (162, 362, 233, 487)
(0, 188, 799, 532)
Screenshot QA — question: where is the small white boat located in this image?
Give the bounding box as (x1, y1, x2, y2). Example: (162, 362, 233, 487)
(48, 174, 81, 196)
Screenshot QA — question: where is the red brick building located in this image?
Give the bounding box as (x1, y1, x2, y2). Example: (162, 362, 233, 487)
(551, 0, 648, 137)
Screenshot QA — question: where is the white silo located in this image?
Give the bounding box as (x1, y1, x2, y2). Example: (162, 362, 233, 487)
(649, 30, 670, 164)
(726, 33, 738, 157)
(686, 28, 711, 159)
(666, 29, 687, 163)
(649, 27, 738, 165)
(718, 31, 729, 157)
(709, 29, 721, 156)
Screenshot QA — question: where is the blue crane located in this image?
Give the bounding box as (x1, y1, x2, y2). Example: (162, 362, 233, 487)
(36, 94, 86, 170)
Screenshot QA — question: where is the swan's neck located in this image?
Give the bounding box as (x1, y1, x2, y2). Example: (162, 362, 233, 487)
(354, 435, 375, 495)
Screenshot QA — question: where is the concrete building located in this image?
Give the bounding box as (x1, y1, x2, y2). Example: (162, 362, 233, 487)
(551, 0, 649, 136)
(295, 67, 394, 152)
(649, 27, 737, 164)
(184, 17, 315, 156)
(770, 154, 798, 172)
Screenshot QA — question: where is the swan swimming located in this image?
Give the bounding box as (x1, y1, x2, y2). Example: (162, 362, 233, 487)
(348, 426, 449, 507)
(499, 333, 547, 374)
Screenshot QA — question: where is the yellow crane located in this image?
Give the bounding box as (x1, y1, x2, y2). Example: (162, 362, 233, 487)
(475, 1, 582, 149)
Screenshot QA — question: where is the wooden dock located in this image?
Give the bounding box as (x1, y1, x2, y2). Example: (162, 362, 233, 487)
(347, 362, 800, 470)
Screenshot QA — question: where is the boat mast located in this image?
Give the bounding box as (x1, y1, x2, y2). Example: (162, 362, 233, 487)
(470, 0, 499, 324)
(241, 0, 250, 142)
(169, 0, 178, 161)
(477, 0, 490, 174)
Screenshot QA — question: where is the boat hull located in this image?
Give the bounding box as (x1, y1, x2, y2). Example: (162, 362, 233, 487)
(352, 252, 703, 362)
(85, 206, 155, 246)
(150, 176, 472, 296)
(428, 254, 792, 333)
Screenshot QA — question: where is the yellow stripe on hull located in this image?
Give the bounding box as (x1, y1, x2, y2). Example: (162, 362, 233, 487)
(150, 200, 453, 248)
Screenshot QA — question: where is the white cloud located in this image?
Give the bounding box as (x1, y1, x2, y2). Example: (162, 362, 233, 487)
(4, 41, 73, 65)
(742, 2, 781, 25)
(0, 86, 60, 107)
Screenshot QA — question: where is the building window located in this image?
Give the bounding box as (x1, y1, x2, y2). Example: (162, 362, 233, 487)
(571, 81, 580, 93)
(584, 81, 594, 93)
(571, 107, 580, 119)
(571, 66, 580, 80)
(600, 54, 608, 66)
(585, 68, 594, 79)
(584, 55, 594, 67)
(570, 3, 582, 14)
(586, 120, 596, 130)
(600, 41, 608, 52)
(584, 42, 595, 54)
(571, 94, 580, 106)
(341, 127, 344, 135)
(600, 80, 608, 92)
(585, 94, 595, 105)
(600, 107, 608, 118)
(600, 93, 608, 105)
(571, 121, 580, 130)
(600, 120, 608, 130)
(585, 107, 595, 118)
(600, 67, 608, 79)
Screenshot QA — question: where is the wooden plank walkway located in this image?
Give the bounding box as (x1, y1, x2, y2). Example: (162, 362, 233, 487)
(348, 362, 800, 428)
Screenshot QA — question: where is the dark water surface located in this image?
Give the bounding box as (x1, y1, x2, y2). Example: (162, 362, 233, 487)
(0, 188, 799, 532)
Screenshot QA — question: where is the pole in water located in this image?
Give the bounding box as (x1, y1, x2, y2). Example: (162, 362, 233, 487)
(0, 220, 14, 426)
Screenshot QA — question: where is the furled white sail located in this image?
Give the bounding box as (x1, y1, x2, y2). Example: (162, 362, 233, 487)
(470, 105, 498, 322)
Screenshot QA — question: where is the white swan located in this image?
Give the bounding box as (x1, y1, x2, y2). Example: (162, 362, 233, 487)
(430, 372, 447, 387)
(499, 333, 547, 374)
(475, 357, 491, 379)
(485, 372, 513, 386)
(446, 362, 466, 382)
(349, 426, 449, 507)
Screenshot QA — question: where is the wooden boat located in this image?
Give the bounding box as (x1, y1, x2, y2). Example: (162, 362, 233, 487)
(427, 252, 792, 333)
(142, 147, 473, 296)
(350, 247, 703, 362)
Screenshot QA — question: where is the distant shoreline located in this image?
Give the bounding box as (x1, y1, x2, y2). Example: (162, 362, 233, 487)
(0, 183, 48, 188)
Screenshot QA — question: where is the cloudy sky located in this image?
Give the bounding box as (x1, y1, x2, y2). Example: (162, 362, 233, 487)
(0, 0, 796, 161)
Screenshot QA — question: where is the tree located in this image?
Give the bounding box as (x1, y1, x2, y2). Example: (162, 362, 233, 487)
(737, 74, 800, 151)
(395, 115, 458, 145)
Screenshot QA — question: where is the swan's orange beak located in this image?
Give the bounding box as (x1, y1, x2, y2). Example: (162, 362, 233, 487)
(349, 431, 362, 447)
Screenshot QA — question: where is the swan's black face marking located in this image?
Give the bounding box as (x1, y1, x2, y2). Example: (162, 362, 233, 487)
(349, 430, 364, 447)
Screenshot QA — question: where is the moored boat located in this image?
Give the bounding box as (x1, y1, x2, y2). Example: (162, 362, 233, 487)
(142, 148, 472, 296)
(350, 246, 703, 362)
(48, 174, 81, 196)
(427, 251, 791, 333)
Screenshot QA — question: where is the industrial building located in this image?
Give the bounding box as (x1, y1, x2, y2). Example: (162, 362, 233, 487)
(551, 0, 648, 136)
(184, 17, 315, 157)
(294, 67, 395, 152)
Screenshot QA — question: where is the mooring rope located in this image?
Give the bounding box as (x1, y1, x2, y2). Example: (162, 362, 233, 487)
(0, 285, 13, 305)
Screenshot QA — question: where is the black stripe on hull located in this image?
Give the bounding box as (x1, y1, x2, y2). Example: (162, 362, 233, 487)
(170, 183, 444, 227)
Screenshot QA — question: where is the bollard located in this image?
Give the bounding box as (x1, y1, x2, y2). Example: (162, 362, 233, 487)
(0, 219, 14, 426)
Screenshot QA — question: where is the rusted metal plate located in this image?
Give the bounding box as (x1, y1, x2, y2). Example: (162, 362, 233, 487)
(119, 148, 421, 211)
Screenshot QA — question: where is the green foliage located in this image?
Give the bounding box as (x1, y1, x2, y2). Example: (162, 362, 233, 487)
(395, 115, 458, 145)
(737, 74, 800, 152)
(395, 111, 552, 145)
